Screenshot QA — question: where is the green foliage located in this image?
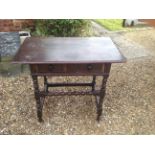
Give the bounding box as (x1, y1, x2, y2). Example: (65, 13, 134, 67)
(32, 19, 91, 37)
(94, 19, 124, 31)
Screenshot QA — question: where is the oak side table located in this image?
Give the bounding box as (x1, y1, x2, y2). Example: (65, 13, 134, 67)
(13, 37, 126, 122)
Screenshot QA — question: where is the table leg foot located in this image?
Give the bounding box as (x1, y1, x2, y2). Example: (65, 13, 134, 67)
(96, 98, 103, 121)
(37, 101, 44, 123)
(96, 64, 111, 121)
(96, 77, 109, 121)
(95, 96, 102, 121)
(32, 75, 44, 123)
(96, 109, 102, 122)
(38, 118, 44, 123)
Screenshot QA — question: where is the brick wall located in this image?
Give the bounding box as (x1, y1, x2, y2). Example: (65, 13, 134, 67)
(0, 19, 34, 32)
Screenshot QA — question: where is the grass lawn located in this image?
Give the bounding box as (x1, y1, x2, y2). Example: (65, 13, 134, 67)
(94, 19, 124, 31)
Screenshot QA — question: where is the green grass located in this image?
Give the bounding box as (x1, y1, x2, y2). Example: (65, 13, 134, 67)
(94, 19, 124, 31)
(1, 56, 13, 62)
(0, 62, 21, 75)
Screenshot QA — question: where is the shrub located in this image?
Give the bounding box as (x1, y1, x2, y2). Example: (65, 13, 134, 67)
(32, 19, 91, 37)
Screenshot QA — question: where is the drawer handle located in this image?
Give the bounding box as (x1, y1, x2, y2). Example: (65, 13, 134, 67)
(87, 64, 93, 70)
(48, 64, 55, 71)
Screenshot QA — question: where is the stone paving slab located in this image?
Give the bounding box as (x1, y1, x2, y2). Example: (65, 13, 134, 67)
(91, 21, 154, 60)
(0, 32, 20, 57)
(111, 34, 152, 59)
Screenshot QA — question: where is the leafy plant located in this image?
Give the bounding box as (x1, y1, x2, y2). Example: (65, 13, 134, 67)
(32, 19, 91, 37)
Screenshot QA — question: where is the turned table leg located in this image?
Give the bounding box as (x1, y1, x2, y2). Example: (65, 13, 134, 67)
(97, 63, 111, 121)
(92, 75, 96, 91)
(44, 76, 48, 92)
(31, 75, 44, 122)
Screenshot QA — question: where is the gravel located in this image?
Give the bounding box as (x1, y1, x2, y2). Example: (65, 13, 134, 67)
(0, 28, 155, 134)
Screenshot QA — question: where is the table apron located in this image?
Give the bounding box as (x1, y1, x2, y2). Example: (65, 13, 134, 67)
(29, 63, 111, 76)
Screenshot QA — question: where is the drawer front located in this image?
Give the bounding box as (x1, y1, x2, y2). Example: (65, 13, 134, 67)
(30, 64, 104, 75)
(31, 64, 64, 73)
(66, 64, 104, 74)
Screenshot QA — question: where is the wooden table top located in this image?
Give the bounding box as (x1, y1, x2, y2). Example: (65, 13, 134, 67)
(13, 37, 126, 64)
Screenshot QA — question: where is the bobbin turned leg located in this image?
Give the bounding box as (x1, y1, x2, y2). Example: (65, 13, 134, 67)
(44, 76, 48, 92)
(31, 75, 44, 122)
(92, 75, 96, 91)
(96, 63, 111, 121)
(96, 75, 109, 121)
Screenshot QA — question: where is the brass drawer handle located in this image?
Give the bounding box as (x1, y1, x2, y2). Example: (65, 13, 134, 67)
(48, 64, 55, 71)
(87, 64, 93, 70)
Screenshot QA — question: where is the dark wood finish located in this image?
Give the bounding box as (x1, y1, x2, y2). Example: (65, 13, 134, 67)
(30, 63, 104, 75)
(47, 82, 93, 87)
(31, 63, 111, 122)
(13, 37, 126, 64)
(96, 63, 111, 121)
(92, 76, 96, 91)
(31, 75, 44, 122)
(13, 37, 126, 122)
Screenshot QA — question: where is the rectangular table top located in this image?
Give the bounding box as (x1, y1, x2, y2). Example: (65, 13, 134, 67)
(13, 37, 126, 64)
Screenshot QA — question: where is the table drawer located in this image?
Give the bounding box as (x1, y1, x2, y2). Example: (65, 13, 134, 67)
(31, 64, 64, 73)
(66, 64, 104, 74)
(30, 64, 104, 75)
